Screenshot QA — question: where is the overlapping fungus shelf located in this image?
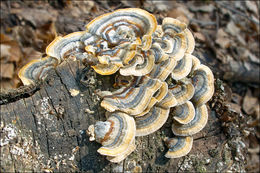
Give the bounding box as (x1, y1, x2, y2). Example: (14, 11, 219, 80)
(19, 8, 214, 162)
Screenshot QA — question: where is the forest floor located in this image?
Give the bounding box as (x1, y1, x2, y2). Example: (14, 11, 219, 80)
(0, 0, 259, 172)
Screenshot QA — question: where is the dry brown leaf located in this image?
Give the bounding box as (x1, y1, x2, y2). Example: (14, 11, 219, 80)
(189, 4, 215, 13)
(245, 1, 258, 16)
(12, 25, 36, 48)
(190, 23, 200, 32)
(0, 79, 14, 91)
(167, 7, 189, 25)
(194, 32, 206, 42)
(248, 51, 260, 64)
(145, 0, 176, 12)
(226, 21, 240, 36)
(226, 102, 242, 114)
(10, 2, 20, 8)
(67, 1, 95, 17)
(36, 22, 57, 50)
(236, 34, 246, 46)
(22, 47, 43, 66)
(121, 0, 142, 8)
(243, 89, 259, 115)
(0, 33, 12, 42)
(216, 28, 231, 49)
(0, 33, 22, 62)
(231, 93, 243, 105)
(216, 37, 230, 49)
(12, 77, 21, 88)
(0, 41, 22, 62)
(0, 63, 14, 79)
(10, 8, 58, 27)
(0, 44, 11, 59)
(254, 105, 260, 118)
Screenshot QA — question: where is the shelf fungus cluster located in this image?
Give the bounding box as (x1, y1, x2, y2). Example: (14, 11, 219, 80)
(18, 8, 214, 162)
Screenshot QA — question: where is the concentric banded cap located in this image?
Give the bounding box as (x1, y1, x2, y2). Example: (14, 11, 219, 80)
(172, 104, 208, 136)
(164, 136, 193, 158)
(91, 112, 136, 157)
(18, 56, 58, 85)
(191, 64, 214, 106)
(101, 76, 162, 115)
(172, 101, 195, 124)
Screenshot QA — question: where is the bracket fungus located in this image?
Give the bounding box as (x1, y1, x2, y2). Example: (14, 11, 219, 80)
(172, 101, 195, 124)
(172, 104, 208, 136)
(19, 8, 214, 162)
(164, 136, 193, 159)
(18, 56, 58, 85)
(135, 106, 170, 136)
(87, 112, 136, 162)
(101, 76, 163, 115)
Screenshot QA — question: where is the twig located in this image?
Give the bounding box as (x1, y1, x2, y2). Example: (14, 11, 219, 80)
(7, 1, 11, 13)
(190, 18, 216, 27)
(215, 5, 220, 32)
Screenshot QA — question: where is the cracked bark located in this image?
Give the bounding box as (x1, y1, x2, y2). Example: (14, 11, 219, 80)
(1, 60, 231, 172)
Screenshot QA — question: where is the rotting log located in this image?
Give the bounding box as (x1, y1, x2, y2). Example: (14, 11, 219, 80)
(0, 60, 237, 172)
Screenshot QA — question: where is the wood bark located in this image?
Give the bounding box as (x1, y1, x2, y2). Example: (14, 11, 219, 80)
(0, 60, 236, 172)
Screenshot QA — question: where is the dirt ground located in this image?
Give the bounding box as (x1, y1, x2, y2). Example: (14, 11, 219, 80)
(0, 0, 259, 172)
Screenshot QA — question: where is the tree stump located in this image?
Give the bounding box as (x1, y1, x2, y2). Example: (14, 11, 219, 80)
(0, 60, 241, 172)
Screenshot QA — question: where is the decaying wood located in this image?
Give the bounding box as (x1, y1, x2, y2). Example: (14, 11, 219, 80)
(0, 60, 241, 172)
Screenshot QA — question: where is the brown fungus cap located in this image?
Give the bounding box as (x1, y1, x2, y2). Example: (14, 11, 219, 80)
(46, 31, 86, 63)
(88, 112, 136, 158)
(164, 136, 193, 158)
(18, 56, 58, 85)
(172, 101, 195, 124)
(171, 53, 193, 81)
(120, 52, 155, 76)
(191, 64, 215, 106)
(172, 104, 208, 136)
(168, 79, 195, 106)
(135, 106, 169, 136)
(101, 76, 162, 115)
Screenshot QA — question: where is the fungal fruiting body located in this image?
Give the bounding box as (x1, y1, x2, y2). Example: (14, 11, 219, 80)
(19, 8, 214, 162)
(87, 112, 136, 163)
